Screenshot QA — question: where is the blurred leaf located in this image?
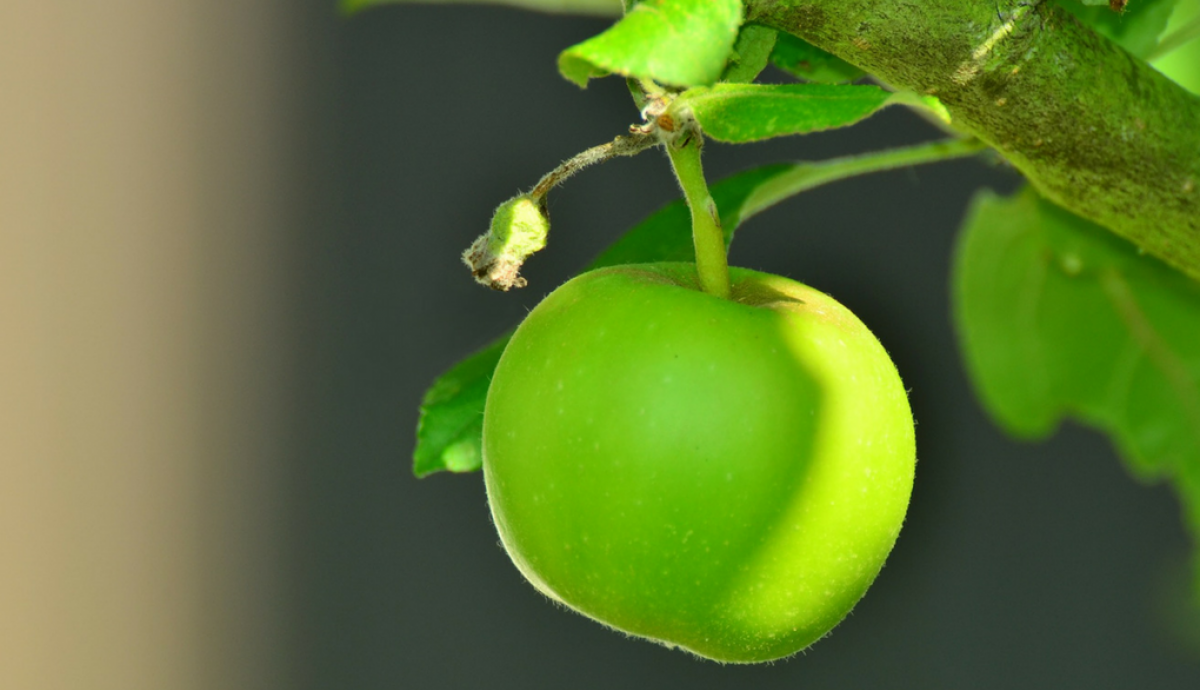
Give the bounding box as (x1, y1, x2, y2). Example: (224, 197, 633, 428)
(558, 0, 742, 87)
(1152, 2, 1200, 93)
(674, 83, 892, 143)
(721, 24, 778, 84)
(1054, 0, 1178, 58)
(416, 139, 985, 476)
(954, 186, 1200, 550)
(341, 0, 622, 16)
(1152, 552, 1200, 656)
(769, 32, 865, 84)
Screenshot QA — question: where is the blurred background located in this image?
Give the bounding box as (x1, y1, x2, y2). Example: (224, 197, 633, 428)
(3, 2, 1200, 688)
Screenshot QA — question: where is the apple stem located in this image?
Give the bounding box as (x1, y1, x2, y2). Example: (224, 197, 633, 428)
(666, 136, 731, 300)
(529, 132, 656, 201)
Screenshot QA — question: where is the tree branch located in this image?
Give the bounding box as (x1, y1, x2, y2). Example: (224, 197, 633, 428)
(747, 0, 1200, 281)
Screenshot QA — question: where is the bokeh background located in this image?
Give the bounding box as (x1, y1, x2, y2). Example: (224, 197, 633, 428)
(4, 2, 1200, 688)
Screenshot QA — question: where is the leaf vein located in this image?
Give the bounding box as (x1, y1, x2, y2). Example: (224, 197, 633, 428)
(1100, 268, 1200, 451)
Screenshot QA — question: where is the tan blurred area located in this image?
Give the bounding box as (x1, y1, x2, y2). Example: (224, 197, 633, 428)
(1, 2, 299, 689)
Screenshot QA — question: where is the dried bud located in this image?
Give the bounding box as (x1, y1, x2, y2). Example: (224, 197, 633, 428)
(462, 195, 549, 290)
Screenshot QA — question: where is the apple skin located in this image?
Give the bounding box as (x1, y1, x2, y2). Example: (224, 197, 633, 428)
(482, 262, 915, 663)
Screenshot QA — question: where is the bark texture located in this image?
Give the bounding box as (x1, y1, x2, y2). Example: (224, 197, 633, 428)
(748, 0, 1200, 280)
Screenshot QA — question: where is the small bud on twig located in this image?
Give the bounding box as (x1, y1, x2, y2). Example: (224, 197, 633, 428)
(462, 195, 550, 291)
(462, 132, 656, 290)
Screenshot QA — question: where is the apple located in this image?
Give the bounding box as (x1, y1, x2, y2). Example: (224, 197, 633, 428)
(481, 262, 916, 663)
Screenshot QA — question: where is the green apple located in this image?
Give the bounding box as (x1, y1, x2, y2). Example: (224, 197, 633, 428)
(482, 262, 916, 663)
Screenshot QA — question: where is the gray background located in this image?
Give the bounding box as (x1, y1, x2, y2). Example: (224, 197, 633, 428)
(284, 5, 1200, 687)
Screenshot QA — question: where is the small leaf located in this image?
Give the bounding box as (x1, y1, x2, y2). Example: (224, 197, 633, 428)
(413, 338, 508, 477)
(720, 24, 778, 84)
(558, 0, 742, 88)
(954, 186, 1200, 550)
(341, 0, 623, 17)
(673, 83, 892, 143)
(769, 33, 866, 84)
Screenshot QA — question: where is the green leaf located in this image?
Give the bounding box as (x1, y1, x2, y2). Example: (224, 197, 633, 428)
(558, 0, 742, 88)
(415, 139, 984, 476)
(673, 83, 893, 143)
(1152, 3, 1200, 93)
(1156, 36, 1200, 95)
(720, 24, 778, 84)
(954, 186, 1200, 546)
(341, 0, 623, 17)
(413, 338, 507, 478)
(1055, 0, 1178, 58)
(769, 32, 865, 84)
